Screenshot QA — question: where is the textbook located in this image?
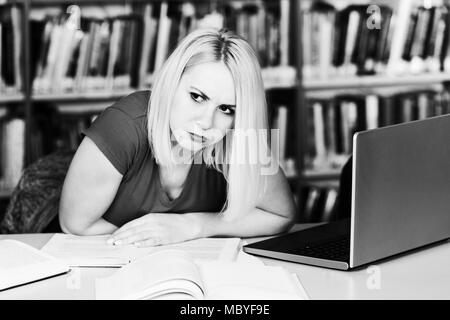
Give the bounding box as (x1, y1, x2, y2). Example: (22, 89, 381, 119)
(95, 250, 308, 300)
(0, 240, 70, 291)
(41, 234, 241, 267)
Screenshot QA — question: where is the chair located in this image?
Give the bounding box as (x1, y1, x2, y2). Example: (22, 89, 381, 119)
(0, 149, 75, 234)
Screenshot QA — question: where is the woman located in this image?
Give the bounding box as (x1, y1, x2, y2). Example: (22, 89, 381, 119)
(59, 28, 296, 247)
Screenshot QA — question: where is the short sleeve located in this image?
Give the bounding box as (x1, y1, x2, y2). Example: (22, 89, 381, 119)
(82, 107, 140, 175)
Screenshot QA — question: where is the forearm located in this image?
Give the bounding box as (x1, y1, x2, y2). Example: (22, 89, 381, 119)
(79, 218, 118, 235)
(188, 208, 295, 239)
(60, 216, 118, 236)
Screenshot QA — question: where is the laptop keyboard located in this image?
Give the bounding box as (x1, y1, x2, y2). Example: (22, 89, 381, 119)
(288, 235, 350, 262)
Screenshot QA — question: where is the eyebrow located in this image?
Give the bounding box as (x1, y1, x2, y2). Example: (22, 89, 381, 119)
(190, 86, 236, 109)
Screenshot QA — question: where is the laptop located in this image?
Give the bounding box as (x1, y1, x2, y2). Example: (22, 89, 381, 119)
(243, 114, 450, 270)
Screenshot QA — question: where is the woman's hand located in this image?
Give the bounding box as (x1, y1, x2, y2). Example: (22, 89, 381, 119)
(107, 213, 202, 247)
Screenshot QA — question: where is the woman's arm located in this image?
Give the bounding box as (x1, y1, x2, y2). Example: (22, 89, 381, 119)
(108, 166, 297, 246)
(193, 165, 297, 238)
(59, 137, 122, 235)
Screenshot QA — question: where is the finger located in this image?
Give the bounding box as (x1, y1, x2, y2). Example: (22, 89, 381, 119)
(111, 216, 149, 236)
(118, 231, 154, 246)
(134, 236, 162, 248)
(109, 226, 148, 245)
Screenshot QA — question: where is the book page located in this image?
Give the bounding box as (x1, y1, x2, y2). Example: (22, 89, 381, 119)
(197, 261, 309, 300)
(95, 250, 204, 300)
(0, 240, 50, 270)
(41, 234, 241, 267)
(0, 240, 69, 291)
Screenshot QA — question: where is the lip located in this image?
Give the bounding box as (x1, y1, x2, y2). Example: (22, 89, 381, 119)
(188, 132, 207, 144)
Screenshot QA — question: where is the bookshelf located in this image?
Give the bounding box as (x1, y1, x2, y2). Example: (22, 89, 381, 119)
(0, 93, 25, 103)
(0, 188, 13, 198)
(32, 89, 136, 102)
(0, 0, 302, 206)
(304, 73, 450, 91)
(3, 0, 450, 222)
(296, 0, 450, 221)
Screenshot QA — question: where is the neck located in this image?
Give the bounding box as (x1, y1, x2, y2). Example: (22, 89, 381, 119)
(169, 141, 204, 166)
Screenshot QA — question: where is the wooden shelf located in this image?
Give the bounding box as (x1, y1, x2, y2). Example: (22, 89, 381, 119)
(32, 88, 136, 103)
(0, 93, 25, 104)
(30, 80, 296, 103)
(302, 169, 341, 181)
(303, 73, 450, 91)
(264, 81, 299, 90)
(29, 0, 148, 5)
(0, 188, 13, 199)
(301, 180, 340, 189)
(1, 0, 26, 4)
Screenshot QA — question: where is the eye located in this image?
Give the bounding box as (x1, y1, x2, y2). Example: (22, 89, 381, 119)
(219, 105, 235, 116)
(190, 92, 205, 103)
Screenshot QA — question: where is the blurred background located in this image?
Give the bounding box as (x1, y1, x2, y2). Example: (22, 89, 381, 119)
(1, 0, 450, 224)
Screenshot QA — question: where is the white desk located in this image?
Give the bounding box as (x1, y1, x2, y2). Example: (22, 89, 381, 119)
(1, 224, 450, 300)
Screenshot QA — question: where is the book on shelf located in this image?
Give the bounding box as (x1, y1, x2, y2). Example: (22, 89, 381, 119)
(301, 0, 450, 80)
(0, 239, 70, 291)
(31, 9, 143, 94)
(0, 106, 7, 186)
(0, 4, 22, 94)
(27, 1, 295, 94)
(299, 183, 340, 223)
(0, 116, 25, 191)
(269, 103, 297, 178)
(95, 249, 308, 300)
(305, 83, 450, 172)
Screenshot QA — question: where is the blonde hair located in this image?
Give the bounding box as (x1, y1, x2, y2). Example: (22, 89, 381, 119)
(147, 28, 271, 220)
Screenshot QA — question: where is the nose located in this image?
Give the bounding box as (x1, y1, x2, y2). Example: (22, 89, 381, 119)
(196, 104, 215, 130)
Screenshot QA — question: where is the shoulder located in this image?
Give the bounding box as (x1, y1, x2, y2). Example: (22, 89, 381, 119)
(82, 90, 152, 174)
(109, 90, 151, 120)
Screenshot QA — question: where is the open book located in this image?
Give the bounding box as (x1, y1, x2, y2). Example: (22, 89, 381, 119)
(41, 234, 241, 267)
(0, 240, 69, 291)
(95, 250, 308, 300)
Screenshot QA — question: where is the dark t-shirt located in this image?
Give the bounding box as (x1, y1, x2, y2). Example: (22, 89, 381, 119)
(82, 90, 227, 227)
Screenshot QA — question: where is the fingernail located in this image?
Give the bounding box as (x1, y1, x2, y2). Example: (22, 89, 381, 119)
(114, 240, 122, 245)
(106, 238, 114, 245)
(134, 242, 140, 247)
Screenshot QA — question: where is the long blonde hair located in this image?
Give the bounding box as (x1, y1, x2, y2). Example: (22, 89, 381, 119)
(147, 28, 272, 220)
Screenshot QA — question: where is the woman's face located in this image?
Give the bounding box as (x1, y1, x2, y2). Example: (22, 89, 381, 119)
(170, 61, 236, 152)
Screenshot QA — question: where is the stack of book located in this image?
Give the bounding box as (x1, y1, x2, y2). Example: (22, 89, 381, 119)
(301, 0, 450, 79)
(305, 83, 450, 172)
(29, 0, 295, 95)
(31, 6, 142, 94)
(0, 4, 22, 96)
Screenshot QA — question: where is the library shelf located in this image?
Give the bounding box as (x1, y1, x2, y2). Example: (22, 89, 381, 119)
(1, 0, 26, 5)
(301, 179, 340, 189)
(302, 169, 341, 181)
(0, 188, 13, 199)
(0, 93, 25, 104)
(264, 80, 299, 90)
(31, 88, 137, 103)
(28, 0, 149, 5)
(303, 73, 450, 91)
(30, 73, 297, 103)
